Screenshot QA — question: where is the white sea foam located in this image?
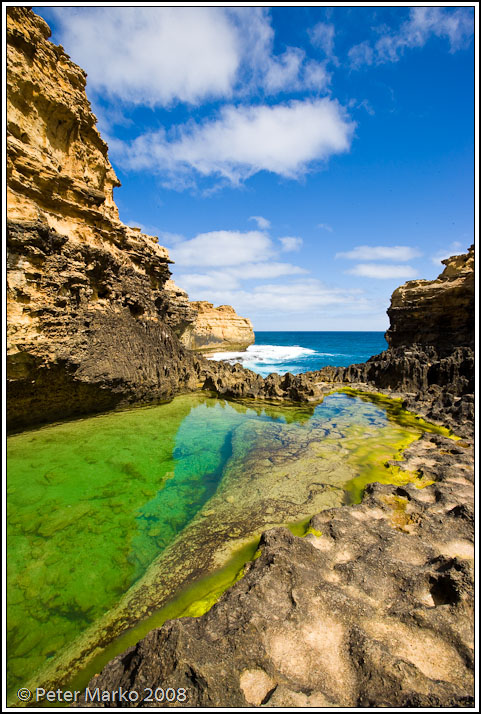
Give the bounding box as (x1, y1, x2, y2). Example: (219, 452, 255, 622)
(207, 344, 317, 376)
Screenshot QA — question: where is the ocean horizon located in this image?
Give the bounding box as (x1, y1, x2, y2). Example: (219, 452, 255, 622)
(208, 331, 388, 377)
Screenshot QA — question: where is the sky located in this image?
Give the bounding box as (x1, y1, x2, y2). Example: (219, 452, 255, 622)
(32, 3, 475, 331)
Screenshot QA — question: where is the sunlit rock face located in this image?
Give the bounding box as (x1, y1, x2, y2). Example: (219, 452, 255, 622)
(6, 7, 202, 432)
(180, 301, 255, 352)
(386, 246, 474, 354)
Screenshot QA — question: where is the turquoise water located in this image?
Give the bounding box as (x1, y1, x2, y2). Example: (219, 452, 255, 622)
(7, 390, 448, 700)
(208, 331, 388, 376)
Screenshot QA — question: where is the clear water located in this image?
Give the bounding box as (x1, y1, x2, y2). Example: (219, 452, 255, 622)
(208, 331, 388, 376)
(7, 390, 450, 700)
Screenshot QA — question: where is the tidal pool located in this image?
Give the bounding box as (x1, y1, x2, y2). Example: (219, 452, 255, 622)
(7, 390, 453, 702)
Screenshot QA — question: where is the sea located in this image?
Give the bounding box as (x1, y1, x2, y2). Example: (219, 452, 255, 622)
(208, 331, 388, 377)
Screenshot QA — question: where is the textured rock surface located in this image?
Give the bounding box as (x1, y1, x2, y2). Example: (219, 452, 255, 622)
(386, 246, 474, 353)
(202, 246, 475, 437)
(180, 301, 255, 352)
(76, 248, 475, 708)
(79, 432, 474, 708)
(6, 7, 202, 432)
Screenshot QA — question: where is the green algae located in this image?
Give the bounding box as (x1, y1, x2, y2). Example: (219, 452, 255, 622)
(7, 389, 452, 703)
(64, 536, 261, 697)
(338, 387, 459, 439)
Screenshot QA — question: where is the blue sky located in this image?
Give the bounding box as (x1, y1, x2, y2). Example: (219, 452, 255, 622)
(33, 4, 475, 330)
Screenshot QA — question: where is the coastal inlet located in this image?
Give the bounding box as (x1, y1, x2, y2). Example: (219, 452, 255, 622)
(7, 391, 453, 702)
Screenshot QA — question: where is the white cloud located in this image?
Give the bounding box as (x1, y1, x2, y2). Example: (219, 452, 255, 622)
(179, 279, 368, 315)
(347, 264, 418, 279)
(115, 99, 355, 187)
(158, 231, 186, 247)
(349, 7, 473, 69)
(171, 230, 275, 267)
(50, 7, 241, 106)
(336, 245, 421, 261)
(303, 60, 331, 90)
(178, 262, 306, 293)
(309, 22, 337, 64)
(263, 47, 305, 92)
(431, 241, 463, 265)
(317, 223, 333, 232)
(49, 7, 335, 106)
(249, 215, 271, 230)
(348, 41, 375, 70)
(279, 236, 303, 252)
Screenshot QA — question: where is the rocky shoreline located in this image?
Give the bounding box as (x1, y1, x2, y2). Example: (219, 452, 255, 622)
(72, 247, 474, 706)
(78, 431, 474, 708)
(7, 7, 474, 709)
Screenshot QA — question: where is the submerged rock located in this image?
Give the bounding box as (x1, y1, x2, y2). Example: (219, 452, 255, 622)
(78, 433, 474, 707)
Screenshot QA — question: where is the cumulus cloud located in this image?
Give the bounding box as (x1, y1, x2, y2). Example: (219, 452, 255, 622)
(349, 7, 473, 69)
(114, 98, 355, 187)
(49, 7, 241, 106)
(302, 60, 331, 91)
(279, 236, 303, 252)
(249, 215, 271, 230)
(48, 7, 333, 106)
(179, 262, 307, 292)
(347, 264, 418, 279)
(178, 279, 368, 315)
(348, 41, 374, 70)
(171, 230, 274, 267)
(336, 245, 421, 261)
(263, 47, 304, 92)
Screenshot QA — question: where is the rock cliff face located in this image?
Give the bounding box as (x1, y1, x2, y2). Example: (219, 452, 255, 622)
(386, 246, 474, 354)
(179, 301, 255, 352)
(6, 7, 203, 432)
(206, 246, 475, 434)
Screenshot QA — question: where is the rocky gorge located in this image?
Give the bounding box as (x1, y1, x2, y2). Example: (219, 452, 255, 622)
(6, 7, 475, 710)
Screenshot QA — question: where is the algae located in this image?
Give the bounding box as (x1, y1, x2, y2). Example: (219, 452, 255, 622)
(7, 389, 452, 703)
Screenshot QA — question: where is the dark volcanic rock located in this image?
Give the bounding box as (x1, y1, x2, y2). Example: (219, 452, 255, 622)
(78, 433, 474, 708)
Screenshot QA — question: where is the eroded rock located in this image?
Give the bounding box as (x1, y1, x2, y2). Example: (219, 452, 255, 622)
(180, 301, 255, 353)
(78, 433, 474, 707)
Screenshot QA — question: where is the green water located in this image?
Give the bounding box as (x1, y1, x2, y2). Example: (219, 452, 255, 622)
(7, 391, 453, 700)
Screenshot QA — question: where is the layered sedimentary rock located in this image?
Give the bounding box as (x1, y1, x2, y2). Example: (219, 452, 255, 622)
(180, 301, 255, 352)
(386, 246, 474, 353)
(6, 7, 202, 432)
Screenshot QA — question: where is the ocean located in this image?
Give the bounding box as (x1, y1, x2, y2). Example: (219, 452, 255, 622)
(208, 331, 388, 377)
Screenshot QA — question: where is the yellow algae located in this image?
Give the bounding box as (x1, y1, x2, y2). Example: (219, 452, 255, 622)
(381, 494, 415, 531)
(8, 389, 456, 704)
(337, 387, 459, 439)
(305, 526, 323, 537)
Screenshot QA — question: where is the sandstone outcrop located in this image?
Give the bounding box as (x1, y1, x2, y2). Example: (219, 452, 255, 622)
(180, 301, 255, 352)
(6, 7, 202, 432)
(386, 246, 474, 353)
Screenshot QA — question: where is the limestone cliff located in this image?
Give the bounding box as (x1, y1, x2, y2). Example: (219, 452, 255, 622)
(6, 7, 201, 432)
(179, 301, 255, 352)
(386, 246, 474, 354)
